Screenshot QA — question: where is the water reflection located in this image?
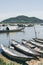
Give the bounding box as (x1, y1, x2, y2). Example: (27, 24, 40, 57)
(0, 25, 43, 47)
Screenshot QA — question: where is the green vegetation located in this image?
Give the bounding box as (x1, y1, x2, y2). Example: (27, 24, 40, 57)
(0, 58, 14, 65)
(1, 15, 43, 23)
(0, 58, 28, 65)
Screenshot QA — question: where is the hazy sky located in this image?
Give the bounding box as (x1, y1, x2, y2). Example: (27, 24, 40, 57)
(0, 0, 43, 21)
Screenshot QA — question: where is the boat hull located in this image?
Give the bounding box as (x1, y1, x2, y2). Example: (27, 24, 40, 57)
(11, 40, 40, 57)
(33, 38, 43, 43)
(30, 40, 43, 48)
(0, 27, 24, 33)
(1, 44, 33, 61)
(2, 51, 30, 61)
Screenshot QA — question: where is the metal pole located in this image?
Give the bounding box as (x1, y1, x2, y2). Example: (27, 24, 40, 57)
(34, 25, 37, 38)
(9, 34, 10, 46)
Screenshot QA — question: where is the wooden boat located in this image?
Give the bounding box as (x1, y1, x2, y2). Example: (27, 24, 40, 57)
(1, 44, 33, 61)
(22, 39, 43, 54)
(33, 38, 43, 43)
(0, 25, 24, 33)
(11, 40, 40, 57)
(30, 40, 43, 48)
(22, 39, 35, 49)
(34, 47, 43, 54)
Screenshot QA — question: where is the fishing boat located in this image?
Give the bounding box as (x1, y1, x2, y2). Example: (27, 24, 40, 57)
(22, 39, 35, 49)
(33, 38, 43, 43)
(22, 39, 43, 55)
(1, 44, 33, 61)
(30, 40, 43, 48)
(33, 25, 43, 43)
(11, 40, 40, 57)
(0, 25, 24, 33)
(34, 47, 43, 54)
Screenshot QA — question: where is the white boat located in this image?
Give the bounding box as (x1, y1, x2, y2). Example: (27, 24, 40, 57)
(1, 44, 33, 61)
(0, 25, 24, 33)
(11, 40, 40, 57)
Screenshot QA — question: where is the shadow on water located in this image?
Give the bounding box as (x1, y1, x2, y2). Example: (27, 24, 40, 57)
(1, 51, 29, 65)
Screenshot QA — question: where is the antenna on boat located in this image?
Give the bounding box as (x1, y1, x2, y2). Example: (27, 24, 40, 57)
(34, 25, 37, 38)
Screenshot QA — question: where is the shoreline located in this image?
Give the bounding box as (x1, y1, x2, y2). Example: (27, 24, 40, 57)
(0, 54, 43, 65)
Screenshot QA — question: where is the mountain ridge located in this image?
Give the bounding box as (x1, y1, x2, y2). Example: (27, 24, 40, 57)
(1, 15, 43, 23)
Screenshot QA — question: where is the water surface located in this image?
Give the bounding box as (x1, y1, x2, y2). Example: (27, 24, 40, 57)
(0, 24, 43, 47)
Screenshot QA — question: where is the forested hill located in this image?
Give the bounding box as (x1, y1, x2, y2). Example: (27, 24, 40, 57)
(1, 15, 43, 23)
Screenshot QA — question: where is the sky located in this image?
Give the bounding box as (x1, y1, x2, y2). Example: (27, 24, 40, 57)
(0, 0, 43, 21)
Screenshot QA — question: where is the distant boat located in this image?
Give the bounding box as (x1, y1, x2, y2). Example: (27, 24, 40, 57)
(40, 23, 43, 26)
(1, 44, 33, 61)
(33, 38, 43, 43)
(17, 24, 25, 27)
(22, 39, 35, 49)
(0, 25, 24, 33)
(30, 40, 43, 48)
(11, 40, 40, 57)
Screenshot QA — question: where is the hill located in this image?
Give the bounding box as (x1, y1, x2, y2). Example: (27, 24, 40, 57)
(1, 15, 43, 23)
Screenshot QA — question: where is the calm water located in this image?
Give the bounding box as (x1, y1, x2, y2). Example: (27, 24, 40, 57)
(0, 24, 43, 47)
